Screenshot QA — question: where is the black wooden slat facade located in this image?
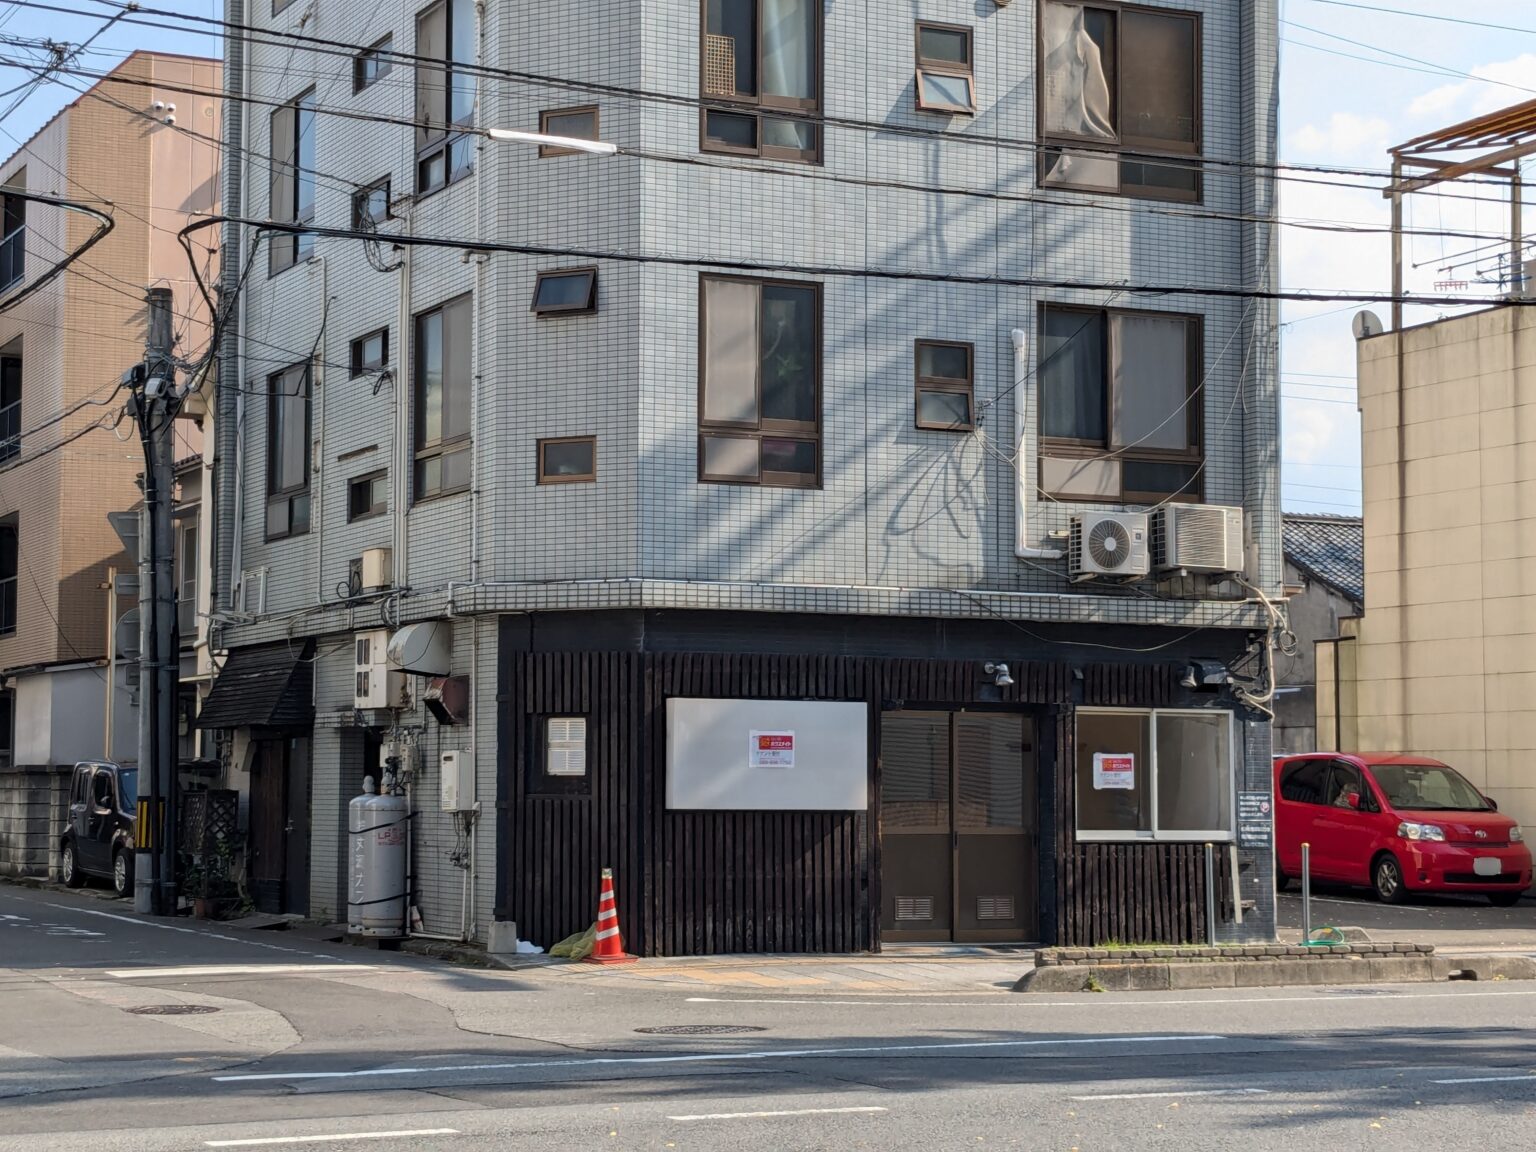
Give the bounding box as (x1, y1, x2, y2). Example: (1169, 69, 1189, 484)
(497, 644, 1236, 955)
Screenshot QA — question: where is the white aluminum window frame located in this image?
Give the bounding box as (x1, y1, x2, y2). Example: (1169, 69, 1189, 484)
(1074, 705, 1236, 843)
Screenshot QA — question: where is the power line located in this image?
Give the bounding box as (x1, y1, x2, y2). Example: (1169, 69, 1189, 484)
(1298, 0, 1536, 35)
(177, 212, 1536, 310)
(1283, 19, 1536, 98)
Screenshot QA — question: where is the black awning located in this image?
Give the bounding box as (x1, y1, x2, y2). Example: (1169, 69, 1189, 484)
(196, 641, 314, 730)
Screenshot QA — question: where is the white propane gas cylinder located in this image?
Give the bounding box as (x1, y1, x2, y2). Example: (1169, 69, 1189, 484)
(348, 790, 408, 936)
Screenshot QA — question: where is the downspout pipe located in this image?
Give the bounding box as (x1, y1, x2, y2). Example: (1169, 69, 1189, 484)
(1011, 327, 1064, 561)
(214, 0, 245, 614)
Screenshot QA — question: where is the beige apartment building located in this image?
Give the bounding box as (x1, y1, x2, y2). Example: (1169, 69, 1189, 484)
(1319, 303, 1536, 831)
(0, 52, 219, 877)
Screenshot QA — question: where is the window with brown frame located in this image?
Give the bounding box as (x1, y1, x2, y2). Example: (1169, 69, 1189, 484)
(265, 363, 311, 539)
(531, 268, 598, 316)
(350, 328, 389, 377)
(354, 34, 393, 92)
(269, 89, 316, 275)
(1037, 303, 1202, 504)
(700, 0, 821, 164)
(914, 340, 974, 430)
(414, 0, 476, 195)
(539, 106, 600, 156)
(352, 177, 391, 229)
(348, 471, 388, 521)
(413, 294, 471, 501)
(537, 437, 596, 484)
(1038, 1, 1201, 202)
(698, 275, 820, 488)
(914, 23, 975, 114)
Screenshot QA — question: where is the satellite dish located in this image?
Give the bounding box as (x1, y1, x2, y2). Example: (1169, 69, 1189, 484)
(1352, 310, 1385, 340)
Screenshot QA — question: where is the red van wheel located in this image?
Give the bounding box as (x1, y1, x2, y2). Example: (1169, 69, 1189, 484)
(1373, 854, 1408, 904)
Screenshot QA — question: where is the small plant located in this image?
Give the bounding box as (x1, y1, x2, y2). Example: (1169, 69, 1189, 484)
(1083, 973, 1106, 993)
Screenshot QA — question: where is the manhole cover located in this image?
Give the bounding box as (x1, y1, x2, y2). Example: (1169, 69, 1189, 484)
(634, 1024, 766, 1035)
(127, 1004, 221, 1016)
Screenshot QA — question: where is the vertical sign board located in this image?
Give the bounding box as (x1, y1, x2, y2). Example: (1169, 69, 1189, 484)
(1237, 791, 1272, 848)
(667, 699, 868, 810)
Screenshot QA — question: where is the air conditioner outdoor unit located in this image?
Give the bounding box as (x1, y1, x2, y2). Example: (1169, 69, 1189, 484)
(360, 547, 392, 592)
(1068, 512, 1150, 578)
(354, 628, 407, 710)
(1150, 503, 1246, 575)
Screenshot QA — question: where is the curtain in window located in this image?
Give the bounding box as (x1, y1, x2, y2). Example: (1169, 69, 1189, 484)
(272, 367, 307, 492)
(1040, 308, 1105, 442)
(415, 2, 447, 146)
(702, 278, 758, 424)
(449, 0, 476, 126)
(761, 0, 814, 101)
(1111, 313, 1189, 451)
(1042, 2, 1113, 139)
(440, 295, 471, 443)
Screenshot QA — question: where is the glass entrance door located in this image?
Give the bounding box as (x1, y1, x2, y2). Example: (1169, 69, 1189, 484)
(879, 711, 1038, 943)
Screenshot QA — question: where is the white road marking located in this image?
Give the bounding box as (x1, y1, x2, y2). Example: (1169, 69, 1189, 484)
(108, 964, 375, 979)
(684, 989, 1536, 1008)
(214, 1034, 1227, 1083)
(36, 902, 346, 962)
(204, 1130, 459, 1147)
(1069, 1088, 1270, 1101)
(1430, 1074, 1536, 1085)
(667, 1106, 888, 1121)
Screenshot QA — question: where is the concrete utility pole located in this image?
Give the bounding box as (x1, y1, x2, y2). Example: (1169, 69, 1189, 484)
(131, 287, 180, 915)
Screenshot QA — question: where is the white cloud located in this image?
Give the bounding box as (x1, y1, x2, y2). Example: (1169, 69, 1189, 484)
(1281, 400, 1348, 468)
(1288, 112, 1392, 160)
(1407, 55, 1536, 123)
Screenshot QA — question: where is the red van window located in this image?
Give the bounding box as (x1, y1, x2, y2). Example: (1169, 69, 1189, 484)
(1280, 759, 1328, 805)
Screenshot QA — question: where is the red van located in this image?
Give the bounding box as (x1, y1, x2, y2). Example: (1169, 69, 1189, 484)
(1273, 754, 1531, 906)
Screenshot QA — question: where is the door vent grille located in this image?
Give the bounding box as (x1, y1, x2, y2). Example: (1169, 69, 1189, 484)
(894, 897, 934, 921)
(976, 896, 1015, 921)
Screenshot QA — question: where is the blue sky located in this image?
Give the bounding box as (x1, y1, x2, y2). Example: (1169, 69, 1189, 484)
(2, 0, 1534, 518)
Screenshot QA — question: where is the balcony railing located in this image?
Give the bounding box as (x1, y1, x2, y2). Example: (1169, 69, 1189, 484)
(0, 227, 23, 293)
(0, 400, 18, 463)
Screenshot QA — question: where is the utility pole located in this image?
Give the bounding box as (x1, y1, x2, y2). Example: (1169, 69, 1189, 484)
(130, 287, 180, 915)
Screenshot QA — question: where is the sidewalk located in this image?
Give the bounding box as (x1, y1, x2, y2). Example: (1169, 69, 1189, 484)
(493, 946, 1031, 995)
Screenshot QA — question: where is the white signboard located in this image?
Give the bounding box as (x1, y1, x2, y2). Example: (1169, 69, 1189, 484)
(749, 730, 795, 768)
(667, 699, 868, 810)
(1093, 752, 1136, 791)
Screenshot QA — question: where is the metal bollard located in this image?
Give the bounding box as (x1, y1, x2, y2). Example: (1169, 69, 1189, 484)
(1301, 841, 1312, 946)
(1204, 841, 1217, 946)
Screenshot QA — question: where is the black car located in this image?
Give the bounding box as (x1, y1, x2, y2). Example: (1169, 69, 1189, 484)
(60, 761, 137, 897)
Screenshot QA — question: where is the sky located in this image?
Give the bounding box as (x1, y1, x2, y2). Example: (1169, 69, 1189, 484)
(2, 0, 1534, 518)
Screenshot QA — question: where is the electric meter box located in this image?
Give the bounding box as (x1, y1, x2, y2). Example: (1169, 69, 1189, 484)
(441, 749, 475, 812)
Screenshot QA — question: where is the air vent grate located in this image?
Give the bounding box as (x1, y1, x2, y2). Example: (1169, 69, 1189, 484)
(895, 897, 935, 921)
(976, 896, 1015, 921)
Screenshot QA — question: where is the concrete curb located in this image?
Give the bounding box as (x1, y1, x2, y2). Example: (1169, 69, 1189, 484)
(1014, 953, 1536, 993)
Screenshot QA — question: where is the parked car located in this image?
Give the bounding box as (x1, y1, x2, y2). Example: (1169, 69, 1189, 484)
(60, 761, 137, 897)
(1274, 753, 1532, 906)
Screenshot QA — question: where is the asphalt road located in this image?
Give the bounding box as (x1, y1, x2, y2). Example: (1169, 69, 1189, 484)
(5, 883, 1536, 1151)
(1276, 883, 1536, 950)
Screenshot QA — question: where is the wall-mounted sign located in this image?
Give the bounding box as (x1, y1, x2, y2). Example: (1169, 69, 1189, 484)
(1093, 752, 1135, 791)
(749, 730, 795, 768)
(1238, 791, 1272, 848)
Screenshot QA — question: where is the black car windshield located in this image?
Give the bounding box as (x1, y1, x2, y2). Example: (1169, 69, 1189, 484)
(117, 768, 137, 811)
(1371, 763, 1488, 812)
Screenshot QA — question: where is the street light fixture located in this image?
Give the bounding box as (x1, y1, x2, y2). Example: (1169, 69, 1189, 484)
(487, 128, 619, 156)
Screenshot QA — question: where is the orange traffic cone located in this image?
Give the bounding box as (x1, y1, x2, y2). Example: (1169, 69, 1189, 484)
(584, 867, 637, 965)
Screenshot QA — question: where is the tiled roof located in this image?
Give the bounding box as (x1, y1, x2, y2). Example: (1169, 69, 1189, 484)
(1283, 513, 1364, 607)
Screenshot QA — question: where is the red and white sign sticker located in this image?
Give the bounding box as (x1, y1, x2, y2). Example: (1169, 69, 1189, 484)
(1092, 752, 1135, 791)
(749, 730, 796, 768)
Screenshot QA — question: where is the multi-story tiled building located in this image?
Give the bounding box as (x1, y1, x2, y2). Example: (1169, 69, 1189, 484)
(0, 52, 220, 880)
(213, 0, 1280, 949)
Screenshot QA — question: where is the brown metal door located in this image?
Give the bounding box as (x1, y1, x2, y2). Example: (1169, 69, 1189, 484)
(880, 711, 1039, 944)
(880, 712, 953, 942)
(249, 740, 287, 914)
(954, 714, 1037, 942)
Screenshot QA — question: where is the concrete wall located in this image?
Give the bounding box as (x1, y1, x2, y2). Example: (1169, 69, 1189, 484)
(1274, 558, 1359, 754)
(0, 763, 70, 878)
(1348, 305, 1536, 828)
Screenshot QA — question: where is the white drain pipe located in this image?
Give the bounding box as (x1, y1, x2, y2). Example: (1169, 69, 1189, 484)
(1011, 328, 1064, 561)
